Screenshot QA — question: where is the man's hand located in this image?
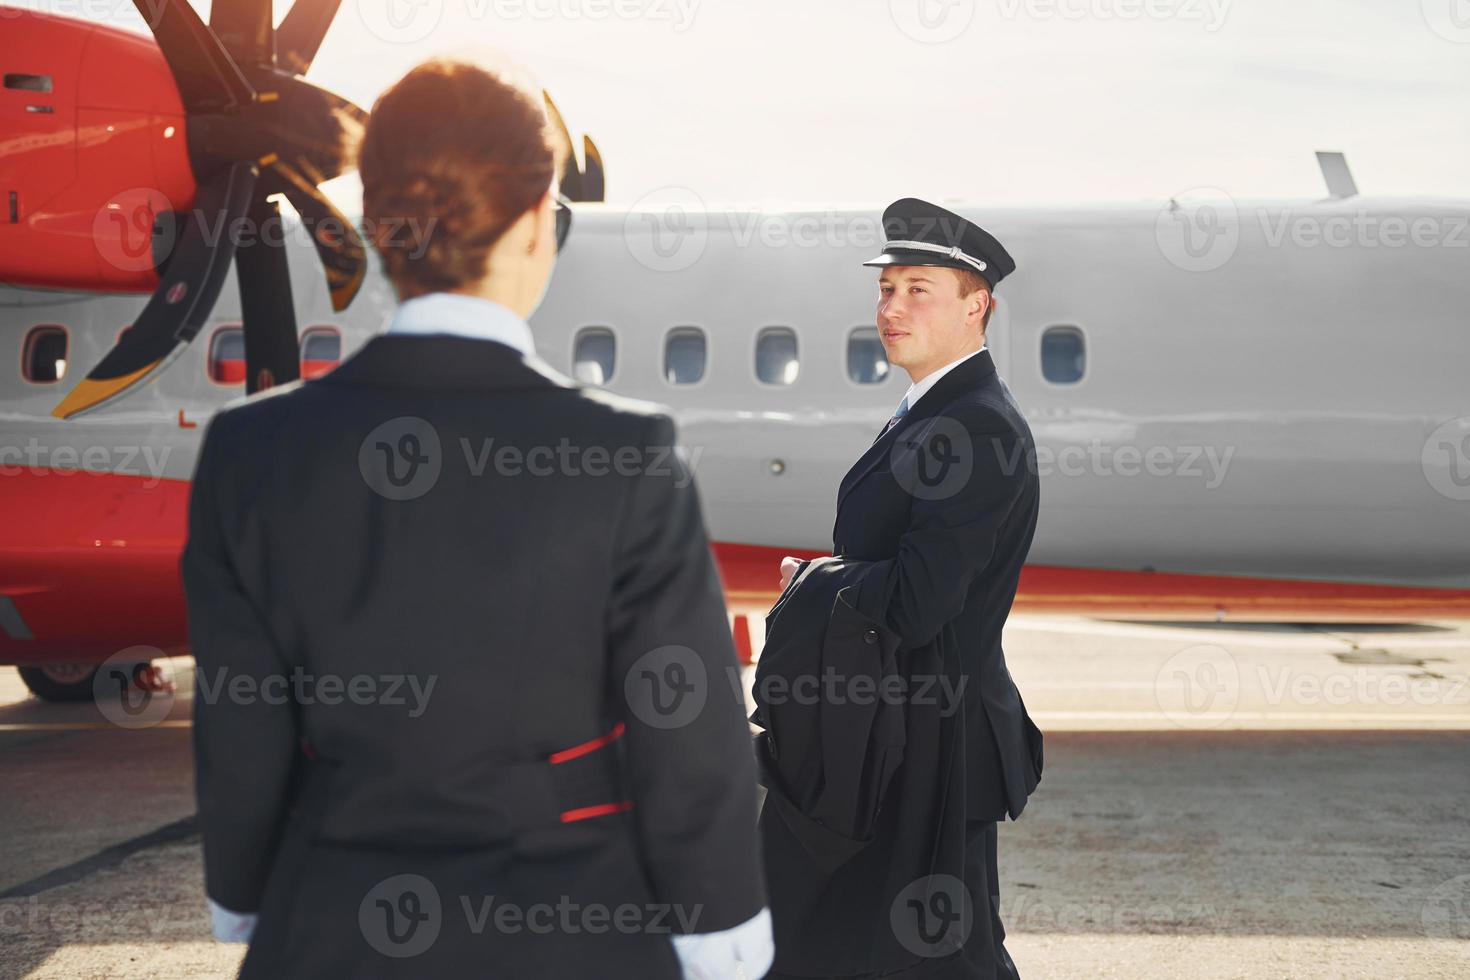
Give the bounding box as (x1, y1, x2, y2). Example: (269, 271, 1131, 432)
(779, 556, 803, 593)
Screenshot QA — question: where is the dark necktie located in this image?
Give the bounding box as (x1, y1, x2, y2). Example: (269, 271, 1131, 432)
(876, 395, 910, 442)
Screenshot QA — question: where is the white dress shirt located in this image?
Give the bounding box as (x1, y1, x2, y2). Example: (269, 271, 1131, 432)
(385, 290, 536, 354)
(895, 344, 988, 417)
(209, 290, 773, 979)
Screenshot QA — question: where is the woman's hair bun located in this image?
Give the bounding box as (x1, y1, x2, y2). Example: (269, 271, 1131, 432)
(358, 58, 565, 299)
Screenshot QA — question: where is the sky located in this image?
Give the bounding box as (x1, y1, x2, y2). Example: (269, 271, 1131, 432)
(59, 0, 1470, 207)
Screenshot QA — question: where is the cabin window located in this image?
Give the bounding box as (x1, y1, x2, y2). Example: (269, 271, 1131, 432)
(847, 327, 889, 384)
(1041, 325, 1086, 384)
(756, 327, 799, 386)
(664, 327, 706, 385)
(300, 327, 341, 379)
(208, 325, 246, 384)
(22, 325, 67, 383)
(573, 327, 616, 385)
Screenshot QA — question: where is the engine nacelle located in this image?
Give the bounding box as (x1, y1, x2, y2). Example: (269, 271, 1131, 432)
(0, 8, 194, 292)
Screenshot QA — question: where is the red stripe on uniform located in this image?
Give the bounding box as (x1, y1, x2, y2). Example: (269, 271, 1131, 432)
(548, 722, 626, 765)
(560, 801, 634, 823)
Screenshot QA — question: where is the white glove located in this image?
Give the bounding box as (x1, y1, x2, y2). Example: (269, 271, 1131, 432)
(671, 906, 775, 980)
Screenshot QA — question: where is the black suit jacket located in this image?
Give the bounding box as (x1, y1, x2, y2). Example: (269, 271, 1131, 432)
(836, 347, 1043, 823)
(751, 556, 907, 871)
(181, 334, 765, 979)
(757, 348, 1042, 977)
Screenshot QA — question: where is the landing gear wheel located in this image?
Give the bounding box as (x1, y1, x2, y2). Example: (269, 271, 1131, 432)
(16, 661, 163, 702)
(17, 663, 101, 702)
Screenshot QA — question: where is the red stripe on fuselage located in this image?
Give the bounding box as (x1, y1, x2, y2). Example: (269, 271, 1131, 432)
(710, 541, 1470, 621)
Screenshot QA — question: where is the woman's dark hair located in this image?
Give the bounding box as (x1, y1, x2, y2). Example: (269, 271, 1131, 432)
(358, 59, 565, 299)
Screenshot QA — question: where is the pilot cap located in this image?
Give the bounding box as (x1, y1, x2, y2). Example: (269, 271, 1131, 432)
(862, 197, 1016, 288)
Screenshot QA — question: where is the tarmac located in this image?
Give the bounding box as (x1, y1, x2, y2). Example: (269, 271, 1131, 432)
(2, 615, 1467, 978)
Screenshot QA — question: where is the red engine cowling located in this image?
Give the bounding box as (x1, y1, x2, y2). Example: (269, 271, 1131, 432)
(0, 8, 195, 292)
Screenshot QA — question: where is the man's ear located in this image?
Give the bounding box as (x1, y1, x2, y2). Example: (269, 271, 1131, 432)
(970, 286, 991, 326)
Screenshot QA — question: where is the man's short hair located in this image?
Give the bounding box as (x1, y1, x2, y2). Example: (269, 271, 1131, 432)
(955, 268, 996, 329)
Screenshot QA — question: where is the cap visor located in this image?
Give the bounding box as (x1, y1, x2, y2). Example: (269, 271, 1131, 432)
(861, 249, 972, 271)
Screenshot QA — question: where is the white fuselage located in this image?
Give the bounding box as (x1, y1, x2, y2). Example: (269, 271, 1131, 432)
(3, 198, 1468, 590)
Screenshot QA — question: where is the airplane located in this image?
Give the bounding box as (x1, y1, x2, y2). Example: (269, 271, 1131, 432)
(3, 2, 1469, 702)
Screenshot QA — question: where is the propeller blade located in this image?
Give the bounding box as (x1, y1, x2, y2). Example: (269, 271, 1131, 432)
(542, 91, 583, 201)
(277, 84, 365, 185)
(235, 196, 301, 393)
(188, 79, 364, 187)
(581, 135, 605, 202)
(208, 0, 275, 68)
(275, 0, 343, 75)
(132, 0, 255, 112)
(52, 162, 257, 419)
(271, 159, 366, 311)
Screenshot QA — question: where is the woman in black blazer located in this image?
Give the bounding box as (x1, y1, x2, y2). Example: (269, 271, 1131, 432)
(183, 58, 772, 979)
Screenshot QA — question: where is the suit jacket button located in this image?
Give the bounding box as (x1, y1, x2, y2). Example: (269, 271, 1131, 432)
(863, 629, 879, 644)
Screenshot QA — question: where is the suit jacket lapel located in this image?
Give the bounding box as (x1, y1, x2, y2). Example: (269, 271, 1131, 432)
(837, 417, 909, 510)
(836, 349, 997, 513)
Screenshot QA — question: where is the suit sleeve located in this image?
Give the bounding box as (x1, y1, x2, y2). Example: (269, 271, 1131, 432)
(605, 414, 767, 934)
(181, 416, 300, 914)
(853, 406, 1029, 649)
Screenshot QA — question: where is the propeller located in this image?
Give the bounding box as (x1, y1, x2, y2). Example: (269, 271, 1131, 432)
(53, 0, 366, 419)
(274, 0, 343, 75)
(544, 92, 605, 204)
